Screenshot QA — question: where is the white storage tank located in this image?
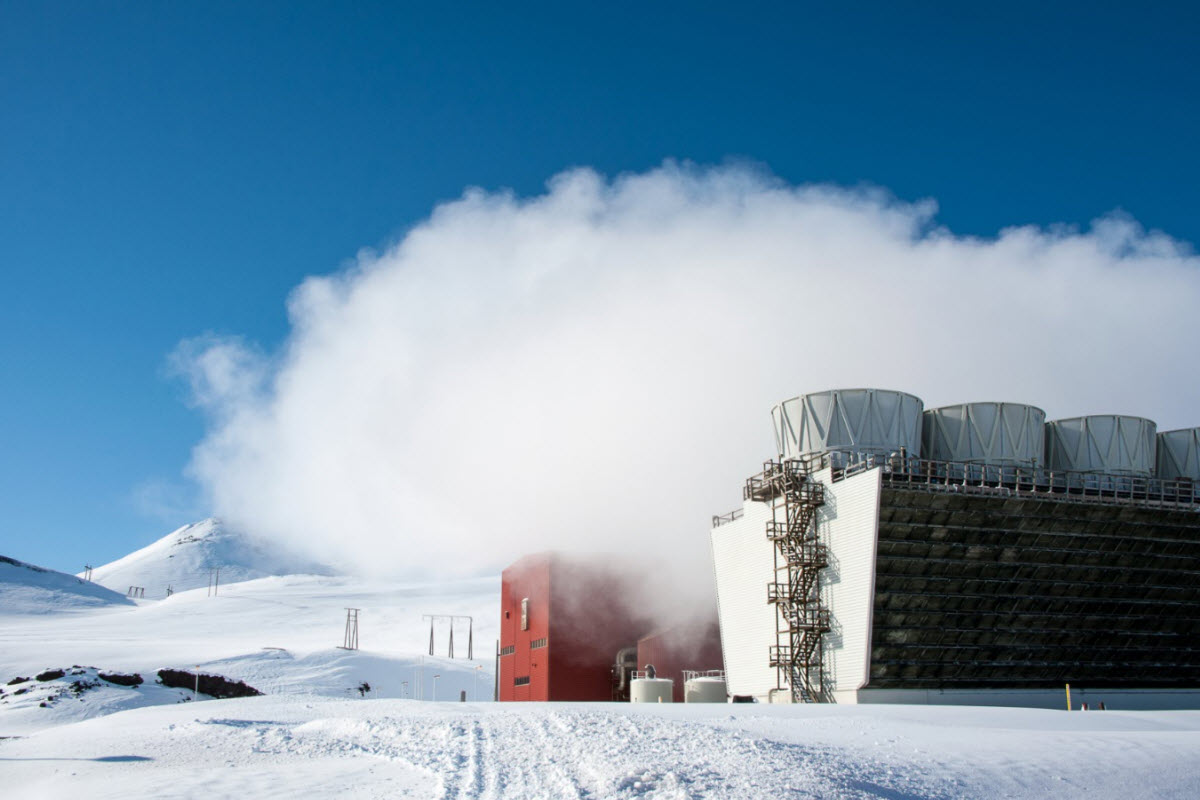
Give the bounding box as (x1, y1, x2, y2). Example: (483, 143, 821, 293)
(922, 402, 1046, 466)
(1044, 415, 1157, 476)
(1157, 428, 1200, 481)
(772, 388, 924, 462)
(684, 676, 727, 703)
(630, 678, 674, 703)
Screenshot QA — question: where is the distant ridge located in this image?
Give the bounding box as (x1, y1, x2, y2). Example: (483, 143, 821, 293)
(0, 554, 133, 613)
(84, 519, 338, 597)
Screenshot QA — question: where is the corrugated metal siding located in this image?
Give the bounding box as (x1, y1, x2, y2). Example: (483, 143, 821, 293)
(815, 465, 881, 697)
(710, 500, 779, 699)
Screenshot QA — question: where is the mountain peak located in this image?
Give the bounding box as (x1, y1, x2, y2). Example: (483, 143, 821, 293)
(86, 520, 337, 597)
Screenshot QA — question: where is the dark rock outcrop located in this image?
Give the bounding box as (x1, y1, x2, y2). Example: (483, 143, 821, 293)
(157, 669, 262, 699)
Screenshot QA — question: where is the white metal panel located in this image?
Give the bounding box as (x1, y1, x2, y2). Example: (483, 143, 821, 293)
(922, 402, 1046, 465)
(1157, 428, 1200, 481)
(710, 466, 883, 703)
(772, 388, 923, 460)
(709, 501, 778, 700)
(1044, 415, 1157, 476)
(814, 464, 882, 697)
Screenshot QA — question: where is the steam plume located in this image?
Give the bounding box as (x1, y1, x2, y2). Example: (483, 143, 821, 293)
(174, 163, 1200, 585)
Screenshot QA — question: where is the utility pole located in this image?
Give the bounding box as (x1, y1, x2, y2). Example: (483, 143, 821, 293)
(421, 614, 474, 659)
(207, 568, 220, 597)
(433, 674, 440, 702)
(83, 565, 93, 582)
(339, 608, 360, 650)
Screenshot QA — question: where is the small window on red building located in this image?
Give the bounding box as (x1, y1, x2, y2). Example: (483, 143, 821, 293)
(521, 598, 529, 631)
(514, 676, 530, 686)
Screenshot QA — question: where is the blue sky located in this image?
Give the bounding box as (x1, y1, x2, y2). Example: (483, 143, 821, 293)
(3, 1, 1198, 573)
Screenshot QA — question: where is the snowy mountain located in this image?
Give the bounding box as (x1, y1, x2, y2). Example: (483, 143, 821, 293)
(84, 518, 338, 597)
(0, 554, 133, 613)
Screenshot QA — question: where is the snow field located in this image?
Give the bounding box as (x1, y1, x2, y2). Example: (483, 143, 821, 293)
(0, 572, 499, 699)
(3, 697, 1200, 799)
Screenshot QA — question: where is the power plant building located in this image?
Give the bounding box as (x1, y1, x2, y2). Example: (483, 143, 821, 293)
(498, 553, 722, 702)
(711, 388, 1200, 709)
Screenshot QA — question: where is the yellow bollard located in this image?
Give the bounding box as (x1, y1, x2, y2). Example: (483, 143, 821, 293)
(1065, 683, 1071, 711)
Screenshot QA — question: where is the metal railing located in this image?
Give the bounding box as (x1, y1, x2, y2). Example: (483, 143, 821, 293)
(712, 508, 744, 527)
(808, 451, 1200, 510)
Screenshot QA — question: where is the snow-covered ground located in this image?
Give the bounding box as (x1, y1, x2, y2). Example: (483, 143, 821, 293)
(0, 555, 132, 614)
(3, 522, 1200, 798)
(0, 571, 499, 734)
(3, 695, 1199, 799)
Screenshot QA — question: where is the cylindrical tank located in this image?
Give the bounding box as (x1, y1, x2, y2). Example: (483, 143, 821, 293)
(1157, 428, 1200, 481)
(922, 402, 1046, 466)
(1044, 415, 1157, 476)
(630, 678, 674, 703)
(772, 388, 924, 462)
(684, 677, 727, 703)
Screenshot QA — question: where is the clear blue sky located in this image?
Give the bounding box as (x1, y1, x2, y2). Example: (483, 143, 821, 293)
(2, 1, 1198, 572)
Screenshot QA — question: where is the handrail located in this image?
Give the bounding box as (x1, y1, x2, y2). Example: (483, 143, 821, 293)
(819, 452, 1200, 509)
(712, 508, 744, 528)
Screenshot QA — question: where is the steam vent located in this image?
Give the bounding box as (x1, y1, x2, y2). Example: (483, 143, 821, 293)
(711, 388, 1200, 709)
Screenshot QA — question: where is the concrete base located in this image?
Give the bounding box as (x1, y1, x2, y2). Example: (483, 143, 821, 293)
(854, 687, 1200, 711)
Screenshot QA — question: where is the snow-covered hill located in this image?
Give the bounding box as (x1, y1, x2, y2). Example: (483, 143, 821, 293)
(85, 519, 337, 596)
(0, 555, 133, 614)
(0, 570, 499, 736)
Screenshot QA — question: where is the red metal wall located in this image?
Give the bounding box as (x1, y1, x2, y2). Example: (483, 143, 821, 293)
(499, 554, 551, 701)
(547, 557, 652, 701)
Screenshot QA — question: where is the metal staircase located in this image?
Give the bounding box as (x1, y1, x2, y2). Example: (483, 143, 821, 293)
(745, 458, 829, 702)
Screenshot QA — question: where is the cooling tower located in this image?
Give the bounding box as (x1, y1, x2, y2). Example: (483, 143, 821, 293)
(772, 388, 923, 461)
(1044, 415, 1157, 476)
(1157, 428, 1200, 481)
(922, 402, 1046, 466)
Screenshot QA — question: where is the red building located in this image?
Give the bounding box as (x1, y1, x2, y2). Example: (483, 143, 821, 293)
(499, 552, 722, 702)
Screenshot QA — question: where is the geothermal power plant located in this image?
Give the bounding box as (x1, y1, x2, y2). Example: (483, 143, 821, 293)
(500, 388, 1200, 708)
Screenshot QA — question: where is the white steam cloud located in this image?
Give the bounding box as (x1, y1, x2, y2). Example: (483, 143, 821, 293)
(175, 163, 1200, 583)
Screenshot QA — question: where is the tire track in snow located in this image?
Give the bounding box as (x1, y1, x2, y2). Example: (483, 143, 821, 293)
(454, 718, 486, 800)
